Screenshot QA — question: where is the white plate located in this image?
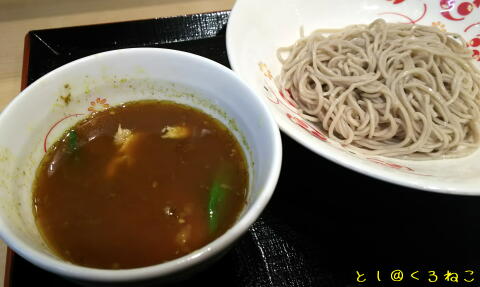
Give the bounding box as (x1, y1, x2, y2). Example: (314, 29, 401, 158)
(226, 0, 480, 194)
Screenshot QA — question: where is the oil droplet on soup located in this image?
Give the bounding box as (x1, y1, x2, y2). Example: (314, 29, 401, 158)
(33, 100, 248, 269)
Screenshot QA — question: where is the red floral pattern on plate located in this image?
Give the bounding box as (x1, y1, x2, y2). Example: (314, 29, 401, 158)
(367, 157, 414, 171)
(387, 0, 407, 4)
(440, 0, 480, 21)
(378, 3, 427, 24)
(286, 113, 327, 141)
(256, 1, 480, 177)
(467, 34, 480, 61)
(258, 62, 300, 113)
(367, 158, 432, 176)
(432, 21, 447, 31)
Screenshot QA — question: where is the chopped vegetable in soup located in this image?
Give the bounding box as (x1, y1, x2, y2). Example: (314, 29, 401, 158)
(33, 100, 248, 269)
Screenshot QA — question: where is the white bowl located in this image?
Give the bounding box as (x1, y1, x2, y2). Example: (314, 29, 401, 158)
(226, 0, 480, 195)
(0, 48, 282, 284)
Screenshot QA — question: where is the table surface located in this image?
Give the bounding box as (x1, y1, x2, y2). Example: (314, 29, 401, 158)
(0, 0, 235, 284)
(6, 3, 480, 286)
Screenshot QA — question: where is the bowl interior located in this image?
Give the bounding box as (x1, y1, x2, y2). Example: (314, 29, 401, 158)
(226, 0, 480, 194)
(0, 48, 281, 281)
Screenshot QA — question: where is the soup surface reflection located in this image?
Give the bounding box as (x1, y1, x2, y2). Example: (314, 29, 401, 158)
(33, 100, 248, 269)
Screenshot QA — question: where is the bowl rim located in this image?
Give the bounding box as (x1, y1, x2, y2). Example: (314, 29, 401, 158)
(225, 0, 480, 196)
(0, 47, 283, 282)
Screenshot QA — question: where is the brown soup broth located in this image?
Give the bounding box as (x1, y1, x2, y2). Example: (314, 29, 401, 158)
(33, 100, 248, 269)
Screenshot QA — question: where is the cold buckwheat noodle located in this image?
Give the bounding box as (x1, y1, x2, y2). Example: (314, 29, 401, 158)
(276, 19, 480, 159)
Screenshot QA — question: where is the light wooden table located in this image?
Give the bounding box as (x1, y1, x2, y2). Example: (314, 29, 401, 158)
(0, 0, 235, 284)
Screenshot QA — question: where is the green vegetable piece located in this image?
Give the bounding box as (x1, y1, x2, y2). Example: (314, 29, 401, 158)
(67, 130, 78, 153)
(208, 168, 231, 234)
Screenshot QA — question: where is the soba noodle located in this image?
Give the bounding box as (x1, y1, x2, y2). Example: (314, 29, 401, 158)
(276, 19, 480, 159)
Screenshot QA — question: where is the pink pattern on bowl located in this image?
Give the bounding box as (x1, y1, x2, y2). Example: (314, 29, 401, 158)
(88, 97, 110, 112)
(43, 97, 111, 152)
(43, 113, 84, 152)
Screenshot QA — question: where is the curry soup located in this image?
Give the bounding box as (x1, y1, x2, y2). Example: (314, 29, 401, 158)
(33, 100, 248, 269)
